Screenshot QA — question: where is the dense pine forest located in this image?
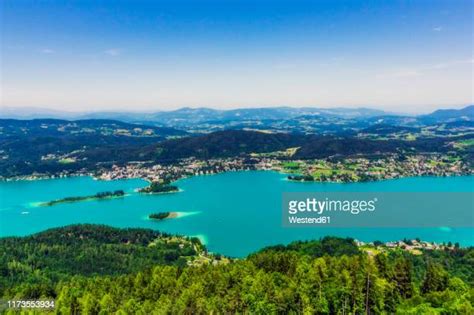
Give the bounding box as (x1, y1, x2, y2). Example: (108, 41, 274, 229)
(0, 225, 201, 298)
(1, 225, 473, 313)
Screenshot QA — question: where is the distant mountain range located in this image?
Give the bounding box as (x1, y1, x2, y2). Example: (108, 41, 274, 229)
(1, 105, 473, 177)
(103, 107, 388, 123)
(0, 106, 80, 120)
(0, 106, 387, 121)
(419, 105, 474, 123)
(1, 105, 472, 133)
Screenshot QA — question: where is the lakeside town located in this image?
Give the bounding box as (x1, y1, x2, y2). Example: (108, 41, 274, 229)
(93, 153, 473, 184)
(174, 236, 460, 268)
(170, 234, 459, 268)
(355, 238, 462, 257)
(3, 153, 472, 184)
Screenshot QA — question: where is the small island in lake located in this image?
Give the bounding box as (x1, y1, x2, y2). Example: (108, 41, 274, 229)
(148, 212, 178, 220)
(40, 190, 125, 207)
(287, 174, 314, 182)
(139, 181, 179, 194)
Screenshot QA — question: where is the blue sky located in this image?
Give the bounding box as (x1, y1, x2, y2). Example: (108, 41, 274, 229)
(2, 0, 473, 113)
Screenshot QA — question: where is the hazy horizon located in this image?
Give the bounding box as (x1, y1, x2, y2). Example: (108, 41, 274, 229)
(1, 103, 472, 117)
(2, 1, 473, 113)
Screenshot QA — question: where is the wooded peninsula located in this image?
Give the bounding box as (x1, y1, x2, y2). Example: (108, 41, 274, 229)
(40, 190, 125, 206)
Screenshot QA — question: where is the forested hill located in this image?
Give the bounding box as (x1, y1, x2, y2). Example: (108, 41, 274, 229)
(153, 130, 306, 160)
(2, 126, 472, 177)
(0, 225, 202, 297)
(1, 225, 473, 313)
(0, 118, 186, 138)
(153, 130, 462, 160)
(0, 119, 184, 177)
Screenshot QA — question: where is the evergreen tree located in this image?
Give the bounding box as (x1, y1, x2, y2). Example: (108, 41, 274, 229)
(422, 263, 449, 293)
(393, 258, 414, 299)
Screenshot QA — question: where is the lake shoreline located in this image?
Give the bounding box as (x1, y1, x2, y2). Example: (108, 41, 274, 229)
(4, 166, 473, 185)
(3, 153, 473, 185)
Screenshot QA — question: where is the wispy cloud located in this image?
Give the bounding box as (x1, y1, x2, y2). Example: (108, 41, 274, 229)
(433, 26, 443, 32)
(427, 58, 473, 70)
(104, 48, 121, 56)
(273, 63, 296, 70)
(39, 48, 55, 54)
(319, 56, 345, 67)
(376, 58, 472, 79)
(376, 69, 421, 79)
(392, 70, 421, 78)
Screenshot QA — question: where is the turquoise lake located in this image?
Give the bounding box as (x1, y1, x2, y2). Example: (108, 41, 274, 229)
(0, 171, 473, 257)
